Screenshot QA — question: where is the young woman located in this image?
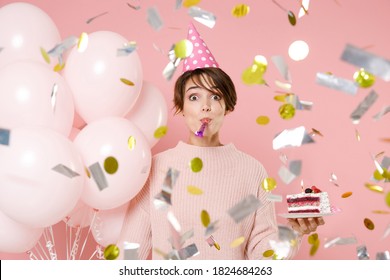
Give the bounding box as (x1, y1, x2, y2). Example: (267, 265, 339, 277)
(117, 23, 324, 260)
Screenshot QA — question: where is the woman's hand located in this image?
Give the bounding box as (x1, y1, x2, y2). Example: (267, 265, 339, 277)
(287, 217, 325, 235)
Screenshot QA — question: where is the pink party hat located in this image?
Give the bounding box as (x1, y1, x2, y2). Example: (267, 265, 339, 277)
(183, 22, 219, 72)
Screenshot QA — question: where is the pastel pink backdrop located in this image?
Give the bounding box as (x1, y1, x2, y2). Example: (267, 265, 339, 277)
(1, 0, 389, 260)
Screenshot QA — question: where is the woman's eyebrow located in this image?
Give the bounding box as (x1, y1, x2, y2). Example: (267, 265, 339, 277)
(185, 86, 201, 93)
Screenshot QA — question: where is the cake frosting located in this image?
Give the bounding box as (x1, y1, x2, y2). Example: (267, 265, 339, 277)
(286, 186, 331, 214)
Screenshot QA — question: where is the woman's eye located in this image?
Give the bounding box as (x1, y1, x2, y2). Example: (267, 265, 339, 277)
(189, 95, 198, 101)
(211, 94, 221, 100)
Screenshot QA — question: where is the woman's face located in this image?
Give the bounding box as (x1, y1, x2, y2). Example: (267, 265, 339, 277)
(182, 75, 227, 137)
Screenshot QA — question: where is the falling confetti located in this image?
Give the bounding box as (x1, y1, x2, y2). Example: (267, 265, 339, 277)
(147, 7, 163, 31)
(288, 11, 297, 26)
(256, 116, 270, 125)
(364, 183, 384, 193)
(154, 126, 168, 138)
(262, 177, 277, 191)
(52, 164, 80, 178)
(230, 236, 245, 248)
(190, 157, 203, 172)
(364, 218, 375, 230)
(0, 128, 10, 146)
(228, 195, 262, 223)
(183, 0, 201, 7)
(174, 39, 193, 58)
(86, 11, 109, 24)
(128, 136, 136, 150)
(353, 68, 375, 87)
(263, 249, 274, 258)
(278, 103, 295, 119)
(316, 72, 358, 95)
(350, 90, 378, 124)
(231, 4, 250, 18)
(104, 244, 120, 260)
(187, 185, 203, 195)
(341, 191, 352, 198)
(386, 192, 390, 208)
(40, 47, 50, 64)
(201, 210, 210, 227)
(77, 32, 88, 52)
(188, 6, 216, 28)
(89, 162, 108, 191)
(104, 156, 119, 174)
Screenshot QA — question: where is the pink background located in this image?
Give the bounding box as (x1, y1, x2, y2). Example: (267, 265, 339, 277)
(1, 0, 390, 260)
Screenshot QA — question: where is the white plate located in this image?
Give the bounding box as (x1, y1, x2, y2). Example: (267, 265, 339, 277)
(278, 206, 341, 219)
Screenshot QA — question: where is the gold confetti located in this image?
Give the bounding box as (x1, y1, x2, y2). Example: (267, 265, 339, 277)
(288, 11, 297, 26)
(174, 39, 193, 59)
(278, 103, 295, 119)
(262, 249, 274, 258)
(341, 191, 352, 198)
(310, 128, 323, 137)
(231, 4, 250, 18)
(120, 78, 135, 86)
(40, 47, 50, 64)
(242, 65, 266, 85)
(364, 218, 375, 230)
(364, 183, 384, 193)
(85, 167, 91, 178)
(309, 240, 320, 256)
(128, 136, 136, 150)
(190, 157, 203, 172)
(262, 177, 277, 192)
(308, 233, 318, 244)
(353, 68, 375, 88)
(372, 210, 390, 214)
(53, 63, 65, 72)
(104, 244, 120, 260)
(187, 185, 203, 195)
(274, 94, 289, 102)
(214, 242, 221, 250)
(77, 32, 88, 52)
(256, 116, 270, 125)
(373, 168, 387, 181)
(183, 0, 201, 8)
(104, 156, 119, 174)
(201, 210, 210, 227)
(154, 126, 168, 139)
(355, 129, 361, 141)
(386, 192, 390, 208)
(230, 236, 245, 248)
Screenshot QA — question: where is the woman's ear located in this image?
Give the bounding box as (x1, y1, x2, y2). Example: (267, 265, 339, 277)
(224, 110, 231, 116)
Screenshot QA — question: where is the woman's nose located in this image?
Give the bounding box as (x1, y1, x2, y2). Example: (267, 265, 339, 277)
(202, 105, 211, 112)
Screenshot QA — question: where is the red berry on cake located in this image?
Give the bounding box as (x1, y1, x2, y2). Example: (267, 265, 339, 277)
(311, 186, 321, 193)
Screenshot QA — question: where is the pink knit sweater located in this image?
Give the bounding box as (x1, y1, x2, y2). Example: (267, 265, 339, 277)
(118, 141, 278, 260)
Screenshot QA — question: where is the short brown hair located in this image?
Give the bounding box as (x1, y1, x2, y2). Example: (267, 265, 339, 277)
(173, 68, 237, 114)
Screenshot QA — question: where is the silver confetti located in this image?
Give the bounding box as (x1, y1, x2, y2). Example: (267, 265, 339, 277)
(289, 160, 302, 176)
(147, 7, 163, 31)
(278, 165, 296, 184)
(169, 229, 194, 248)
(51, 83, 58, 113)
(167, 211, 182, 250)
(316, 72, 358, 95)
(188, 6, 216, 28)
(267, 193, 283, 202)
(117, 42, 137, 56)
(48, 36, 78, 57)
(162, 60, 179, 81)
(127, 2, 141, 10)
(381, 156, 390, 169)
(175, 0, 182, 10)
(373, 105, 390, 121)
(153, 168, 179, 209)
(227, 195, 262, 223)
(272, 126, 315, 150)
(324, 236, 357, 248)
(205, 220, 219, 236)
(376, 251, 390, 260)
(0, 47, 3, 53)
(52, 164, 80, 178)
(86, 11, 109, 24)
(357, 245, 370, 260)
(123, 242, 139, 260)
(88, 162, 108, 191)
(350, 90, 378, 124)
(341, 44, 390, 81)
(205, 235, 216, 247)
(271, 55, 291, 81)
(178, 243, 199, 259)
(383, 223, 390, 239)
(0, 128, 10, 146)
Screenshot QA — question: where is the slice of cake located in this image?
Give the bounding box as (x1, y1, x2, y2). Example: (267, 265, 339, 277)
(286, 186, 331, 214)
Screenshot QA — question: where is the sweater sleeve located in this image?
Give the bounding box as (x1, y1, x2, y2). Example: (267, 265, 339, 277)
(245, 164, 279, 260)
(117, 176, 152, 260)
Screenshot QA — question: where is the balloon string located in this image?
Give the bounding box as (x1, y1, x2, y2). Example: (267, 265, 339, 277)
(26, 250, 39, 260)
(271, 0, 288, 13)
(34, 239, 49, 260)
(45, 226, 58, 260)
(70, 226, 82, 260)
(78, 209, 98, 259)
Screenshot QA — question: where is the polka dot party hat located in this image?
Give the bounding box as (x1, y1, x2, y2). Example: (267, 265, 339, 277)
(183, 22, 219, 72)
